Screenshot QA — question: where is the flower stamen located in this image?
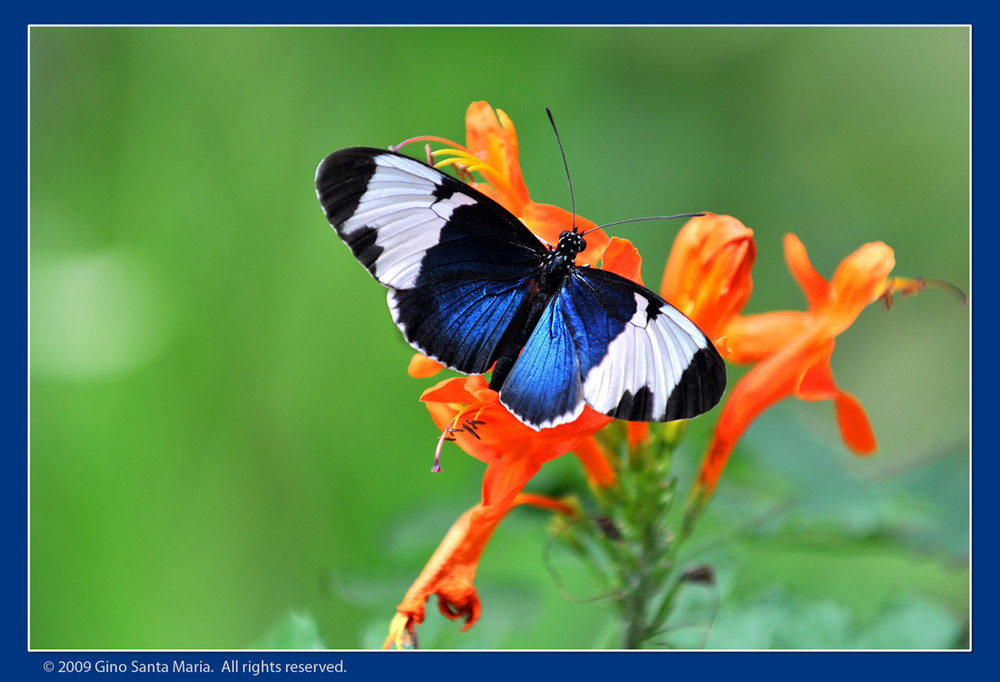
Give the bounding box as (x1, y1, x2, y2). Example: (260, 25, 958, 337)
(461, 419, 486, 440)
(432, 409, 488, 472)
(433, 426, 462, 473)
(389, 135, 464, 153)
(390, 135, 520, 207)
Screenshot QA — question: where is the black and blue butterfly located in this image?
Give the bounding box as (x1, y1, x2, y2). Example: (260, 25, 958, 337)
(314, 145, 726, 430)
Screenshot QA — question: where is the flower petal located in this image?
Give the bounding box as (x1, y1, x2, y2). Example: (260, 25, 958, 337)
(482, 455, 543, 509)
(571, 436, 618, 488)
(795, 342, 876, 452)
(784, 233, 830, 310)
(795, 343, 840, 402)
(521, 202, 608, 266)
(408, 353, 445, 378)
(723, 311, 809, 363)
(824, 241, 896, 335)
(835, 390, 878, 454)
(660, 213, 756, 341)
(420, 375, 484, 405)
(601, 237, 644, 285)
(694, 334, 834, 495)
(463, 102, 530, 213)
(394, 503, 507, 633)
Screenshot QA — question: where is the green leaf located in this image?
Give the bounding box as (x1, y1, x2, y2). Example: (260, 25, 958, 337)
(855, 598, 965, 649)
(252, 611, 327, 649)
(706, 592, 852, 649)
(703, 591, 963, 649)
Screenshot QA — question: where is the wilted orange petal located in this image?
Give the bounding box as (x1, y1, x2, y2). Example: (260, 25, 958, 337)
(395, 503, 503, 633)
(391, 486, 585, 642)
(382, 612, 416, 649)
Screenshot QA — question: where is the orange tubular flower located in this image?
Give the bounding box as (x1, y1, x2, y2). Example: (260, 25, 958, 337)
(660, 213, 757, 354)
(386, 219, 757, 644)
(693, 233, 913, 499)
(387, 238, 662, 645)
(383, 376, 613, 647)
(384, 102, 653, 647)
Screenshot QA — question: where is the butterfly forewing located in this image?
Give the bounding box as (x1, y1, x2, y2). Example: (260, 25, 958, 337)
(315, 147, 545, 288)
(315, 147, 545, 376)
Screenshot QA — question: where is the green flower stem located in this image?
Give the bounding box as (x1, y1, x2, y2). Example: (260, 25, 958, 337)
(572, 420, 713, 648)
(603, 425, 681, 648)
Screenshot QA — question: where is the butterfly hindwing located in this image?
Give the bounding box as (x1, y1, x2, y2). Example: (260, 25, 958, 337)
(498, 267, 725, 429)
(565, 267, 726, 422)
(498, 292, 586, 430)
(315, 147, 546, 375)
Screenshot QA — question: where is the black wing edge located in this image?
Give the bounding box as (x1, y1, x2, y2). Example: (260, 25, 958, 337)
(314, 146, 386, 230)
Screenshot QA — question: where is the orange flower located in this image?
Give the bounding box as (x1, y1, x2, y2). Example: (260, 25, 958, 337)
(693, 233, 916, 498)
(384, 208, 657, 648)
(383, 375, 612, 647)
(660, 213, 756, 354)
(385, 104, 755, 646)
(399, 100, 611, 265)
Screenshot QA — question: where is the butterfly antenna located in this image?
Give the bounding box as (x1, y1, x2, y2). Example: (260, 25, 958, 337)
(581, 212, 706, 236)
(546, 107, 578, 232)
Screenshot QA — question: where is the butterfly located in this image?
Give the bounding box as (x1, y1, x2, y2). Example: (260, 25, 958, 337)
(314, 146, 726, 430)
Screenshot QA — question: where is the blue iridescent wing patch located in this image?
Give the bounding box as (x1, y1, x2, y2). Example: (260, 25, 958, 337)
(315, 146, 726, 430)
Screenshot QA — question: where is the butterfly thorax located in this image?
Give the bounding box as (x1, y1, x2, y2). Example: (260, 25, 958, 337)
(538, 230, 587, 294)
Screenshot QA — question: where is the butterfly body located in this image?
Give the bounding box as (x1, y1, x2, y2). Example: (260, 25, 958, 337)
(315, 146, 725, 430)
(488, 229, 587, 390)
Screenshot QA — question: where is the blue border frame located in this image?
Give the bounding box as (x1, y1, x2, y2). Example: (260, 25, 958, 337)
(12, 7, 986, 680)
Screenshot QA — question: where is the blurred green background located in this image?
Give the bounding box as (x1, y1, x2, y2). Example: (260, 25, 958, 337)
(29, 27, 969, 649)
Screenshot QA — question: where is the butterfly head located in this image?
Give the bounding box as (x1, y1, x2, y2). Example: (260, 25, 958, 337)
(555, 229, 587, 259)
